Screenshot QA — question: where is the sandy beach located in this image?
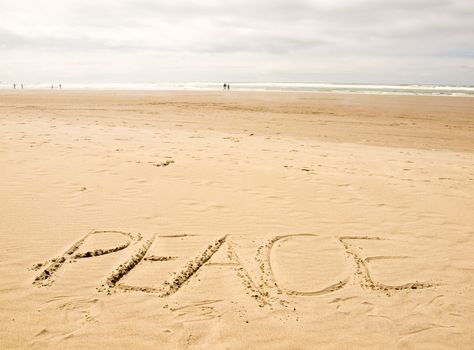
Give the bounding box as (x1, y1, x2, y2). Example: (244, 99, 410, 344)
(1, 90, 473, 349)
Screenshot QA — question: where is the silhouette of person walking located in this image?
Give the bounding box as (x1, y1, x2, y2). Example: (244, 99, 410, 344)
(223, 83, 227, 90)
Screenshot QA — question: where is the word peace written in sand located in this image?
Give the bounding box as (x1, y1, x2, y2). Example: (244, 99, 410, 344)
(32, 231, 433, 305)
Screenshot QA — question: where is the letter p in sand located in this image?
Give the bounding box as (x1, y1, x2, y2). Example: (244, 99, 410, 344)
(33, 230, 141, 286)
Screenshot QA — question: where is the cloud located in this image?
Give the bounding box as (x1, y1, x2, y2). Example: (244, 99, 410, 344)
(0, 0, 472, 84)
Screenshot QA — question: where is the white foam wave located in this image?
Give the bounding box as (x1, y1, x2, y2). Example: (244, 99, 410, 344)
(1, 82, 473, 96)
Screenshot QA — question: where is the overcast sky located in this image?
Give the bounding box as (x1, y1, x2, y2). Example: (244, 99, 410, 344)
(0, 0, 473, 84)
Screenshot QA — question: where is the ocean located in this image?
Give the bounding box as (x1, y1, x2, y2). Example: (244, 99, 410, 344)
(1, 82, 473, 96)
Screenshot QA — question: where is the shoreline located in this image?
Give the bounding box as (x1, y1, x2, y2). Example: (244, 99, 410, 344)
(2, 89, 473, 98)
(1, 84, 473, 97)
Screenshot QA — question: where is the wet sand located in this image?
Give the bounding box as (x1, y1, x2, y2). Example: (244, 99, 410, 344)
(1, 90, 473, 349)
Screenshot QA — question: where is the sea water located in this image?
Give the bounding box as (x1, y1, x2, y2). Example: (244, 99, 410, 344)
(1, 82, 473, 96)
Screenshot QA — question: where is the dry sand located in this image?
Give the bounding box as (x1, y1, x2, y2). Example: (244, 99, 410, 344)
(0, 90, 473, 349)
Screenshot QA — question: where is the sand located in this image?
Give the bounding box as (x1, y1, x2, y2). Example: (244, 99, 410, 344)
(0, 90, 473, 349)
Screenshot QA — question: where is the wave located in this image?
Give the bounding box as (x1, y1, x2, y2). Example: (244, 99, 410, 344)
(1, 82, 473, 96)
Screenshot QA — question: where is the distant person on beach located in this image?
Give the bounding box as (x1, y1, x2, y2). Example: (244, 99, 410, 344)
(21, 84, 23, 89)
(223, 83, 227, 90)
(59, 84, 62, 89)
(13, 83, 16, 89)
(227, 83, 230, 90)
